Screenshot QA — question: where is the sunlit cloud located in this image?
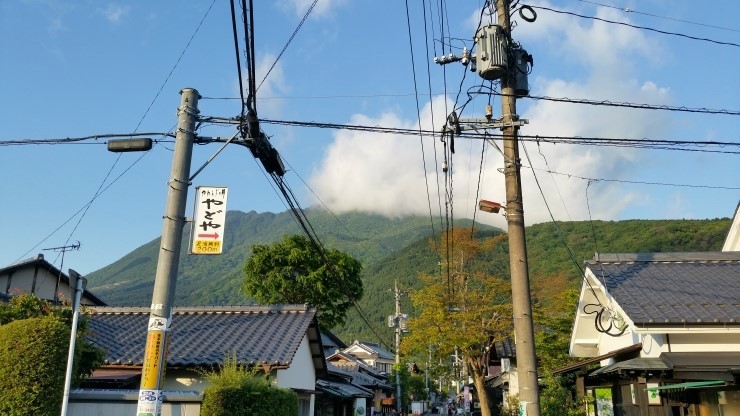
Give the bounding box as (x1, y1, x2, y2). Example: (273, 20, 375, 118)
(308, 1, 674, 226)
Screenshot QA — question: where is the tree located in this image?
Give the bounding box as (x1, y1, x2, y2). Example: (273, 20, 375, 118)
(531, 276, 588, 416)
(0, 316, 69, 416)
(402, 229, 512, 416)
(0, 293, 104, 384)
(532, 274, 581, 374)
(243, 235, 363, 329)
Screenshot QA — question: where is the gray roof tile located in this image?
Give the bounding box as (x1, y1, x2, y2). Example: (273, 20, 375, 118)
(85, 305, 319, 368)
(586, 252, 740, 326)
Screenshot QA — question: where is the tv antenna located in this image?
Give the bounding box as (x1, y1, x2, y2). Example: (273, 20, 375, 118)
(42, 241, 81, 304)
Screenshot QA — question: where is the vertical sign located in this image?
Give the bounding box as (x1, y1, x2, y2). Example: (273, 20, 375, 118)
(190, 186, 228, 255)
(137, 316, 169, 416)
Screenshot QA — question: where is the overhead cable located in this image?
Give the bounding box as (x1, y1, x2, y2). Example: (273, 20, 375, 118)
(527, 4, 740, 48)
(576, 0, 740, 34)
(257, 0, 319, 92)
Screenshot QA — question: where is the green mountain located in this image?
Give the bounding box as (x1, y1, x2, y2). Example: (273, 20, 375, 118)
(341, 217, 732, 343)
(87, 210, 731, 344)
(86, 209, 492, 306)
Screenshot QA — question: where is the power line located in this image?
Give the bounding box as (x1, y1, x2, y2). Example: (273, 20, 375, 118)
(258, 161, 395, 350)
(527, 4, 740, 49)
(576, 0, 740, 34)
(202, 91, 740, 117)
(511, 92, 740, 117)
(0, 133, 172, 146)
(7, 124, 739, 155)
(36, 1, 216, 272)
(135, 0, 217, 132)
(405, 0, 441, 266)
(257, 0, 319, 92)
(522, 165, 740, 190)
(11, 130, 173, 264)
(241, 0, 257, 112)
(252, 118, 740, 153)
(229, 0, 247, 118)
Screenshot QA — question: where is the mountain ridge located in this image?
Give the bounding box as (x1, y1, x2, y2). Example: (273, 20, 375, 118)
(86, 210, 732, 342)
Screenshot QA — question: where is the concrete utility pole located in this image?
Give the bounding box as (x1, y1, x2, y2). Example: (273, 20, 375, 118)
(136, 88, 200, 416)
(394, 280, 403, 413)
(496, 1, 540, 414)
(434, 0, 539, 412)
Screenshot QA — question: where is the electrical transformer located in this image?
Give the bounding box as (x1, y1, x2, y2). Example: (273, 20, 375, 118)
(512, 45, 532, 97)
(474, 25, 507, 81)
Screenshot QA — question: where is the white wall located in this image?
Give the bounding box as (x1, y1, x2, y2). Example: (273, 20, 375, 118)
(276, 334, 317, 390)
(722, 204, 740, 251)
(664, 333, 740, 353)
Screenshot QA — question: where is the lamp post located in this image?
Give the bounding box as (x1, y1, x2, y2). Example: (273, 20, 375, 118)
(107, 88, 200, 416)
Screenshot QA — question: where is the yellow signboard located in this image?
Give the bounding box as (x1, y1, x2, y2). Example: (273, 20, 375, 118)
(140, 331, 164, 389)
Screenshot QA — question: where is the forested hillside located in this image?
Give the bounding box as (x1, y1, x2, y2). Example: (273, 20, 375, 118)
(338, 218, 731, 343)
(86, 210, 731, 345)
(86, 209, 490, 305)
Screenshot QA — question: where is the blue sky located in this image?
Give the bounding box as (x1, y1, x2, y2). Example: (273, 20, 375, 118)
(1, 0, 738, 275)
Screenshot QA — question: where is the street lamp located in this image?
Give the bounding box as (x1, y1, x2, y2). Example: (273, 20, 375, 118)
(107, 138, 152, 152)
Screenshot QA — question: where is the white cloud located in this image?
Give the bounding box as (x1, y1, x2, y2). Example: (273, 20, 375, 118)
(308, 1, 675, 227)
(251, 52, 288, 119)
(98, 4, 129, 24)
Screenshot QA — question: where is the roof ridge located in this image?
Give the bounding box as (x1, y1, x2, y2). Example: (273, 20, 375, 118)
(591, 252, 740, 263)
(87, 304, 312, 314)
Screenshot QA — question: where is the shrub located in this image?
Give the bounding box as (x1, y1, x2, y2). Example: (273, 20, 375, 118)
(0, 316, 70, 416)
(200, 354, 299, 416)
(0, 292, 105, 386)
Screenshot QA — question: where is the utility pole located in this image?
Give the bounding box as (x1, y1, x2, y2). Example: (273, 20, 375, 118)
(434, 0, 540, 413)
(394, 280, 402, 414)
(136, 88, 200, 416)
(496, 1, 540, 414)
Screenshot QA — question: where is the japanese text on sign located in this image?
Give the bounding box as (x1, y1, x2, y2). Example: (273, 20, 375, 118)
(190, 186, 228, 255)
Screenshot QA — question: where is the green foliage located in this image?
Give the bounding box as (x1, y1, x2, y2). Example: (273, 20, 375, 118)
(404, 229, 512, 416)
(533, 282, 582, 373)
(390, 362, 412, 410)
(84, 209, 730, 348)
(88, 210, 484, 306)
(0, 291, 56, 324)
(0, 293, 105, 385)
(0, 316, 69, 416)
(243, 234, 363, 329)
(499, 393, 519, 416)
(407, 373, 428, 402)
(524, 219, 731, 285)
(200, 354, 298, 416)
(540, 375, 586, 416)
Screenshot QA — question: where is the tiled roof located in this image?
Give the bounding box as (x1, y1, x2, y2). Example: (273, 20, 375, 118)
(586, 252, 740, 326)
(316, 379, 373, 398)
(85, 305, 323, 369)
(327, 361, 391, 389)
(346, 340, 395, 360)
(321, 331, 347, 358)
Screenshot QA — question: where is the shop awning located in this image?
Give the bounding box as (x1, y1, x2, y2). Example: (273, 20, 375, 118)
(645, 380, 726, 392)
(589, 357, 671, 376)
